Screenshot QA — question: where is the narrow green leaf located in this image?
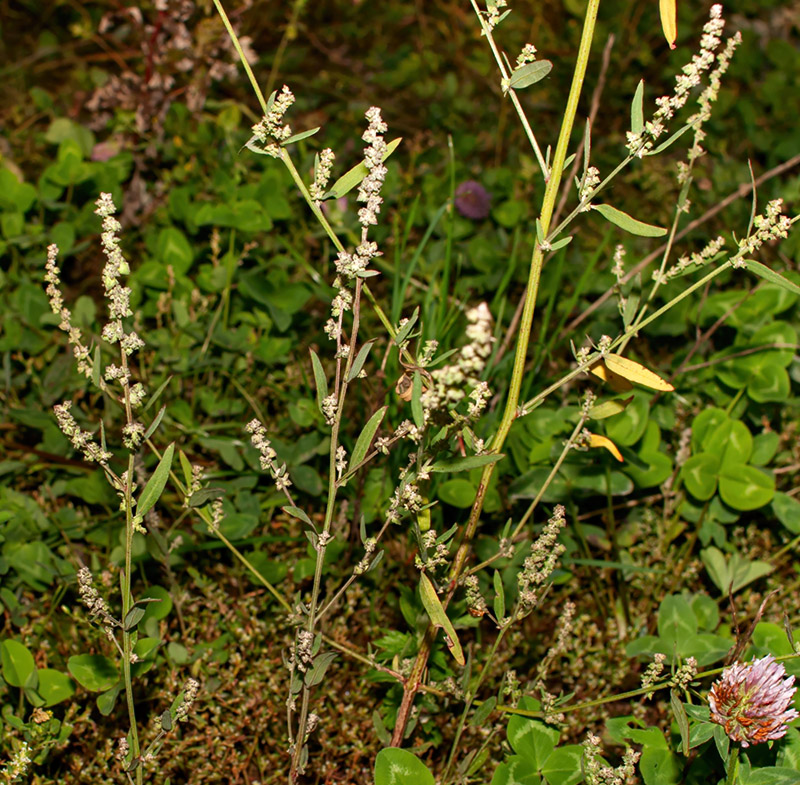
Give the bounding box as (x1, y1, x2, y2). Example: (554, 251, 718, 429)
(187, 487, 225, 507)
(672, 690, 690, 755)
(549, 235, 573, 251)
(304, 651, 338, 687)
(418, 573, 465, 666)
(508, 60, 553, 90)
(647, 122, 693, 156)
(588, 396, 634, 420)
(325, 137, 402, 199)
(561, 152, 577, 172)
(179, 449, 193, 489)
(394, 306, 419, 346)
(742, 259, 800, 296)
(346, 340, 375, 382)
(350, 406, 387, 471)
(411, 371, 425, 430)
(592, 204, 667, 237)
(631, 80, 645, 135)
(160, 709, 173, 732)
(144, 405, 167, 440)
(282, 505, 313, 527)
(309, 350, 328, 413)
(123, 607, 146, 632)
(137, 443, 175, 518)
(429, 454, 504, 473)
(282, 127, 321, 146)
(582, 118, 592, 179)
(493, 571, 505, 621)
(96, 681, 123, 716)
(91, 345, 102, 389)
(144, 375, 173, 412)
(470, 697, 497, 728)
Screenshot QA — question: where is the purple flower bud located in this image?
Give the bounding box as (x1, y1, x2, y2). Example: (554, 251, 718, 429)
(709, 654, 799, 747)
(454, 180, 491, 220)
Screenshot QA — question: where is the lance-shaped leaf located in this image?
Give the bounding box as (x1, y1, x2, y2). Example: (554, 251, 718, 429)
(743, 259, 800, 296)
(507, 60, 553, 90)
(349, 406, 387, 471)
(631, 80, 645, 135)
(588, 433, 623, 462)
(346, 340, 376, 382)
(324, 138, 402, 200)
(588, 396, 634, 420)
(660, 0, 678, 50)
(592, 204, 667, 237)
(604, 353, 674, 391)
(429, 453, 504, 473)
(282, 127, 321, 146)
(309, 350, 328, 414)
(419, 574, 465, 666)
(137, 443, 175, 517)
(589, 362, 634, 392)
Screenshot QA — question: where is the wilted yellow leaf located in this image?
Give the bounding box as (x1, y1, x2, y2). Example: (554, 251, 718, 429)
(659, 0, 677, 50)
(589, 362, 634, 393)
(588, 433, 624, 462)
(604, 353, 674, 392)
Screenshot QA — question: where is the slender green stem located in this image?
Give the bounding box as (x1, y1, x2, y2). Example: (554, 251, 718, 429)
(391, 0, 602, 746)
(468, 0, 548, 178)
(725, 745, 740, 785)
(121, 453, 142, 784)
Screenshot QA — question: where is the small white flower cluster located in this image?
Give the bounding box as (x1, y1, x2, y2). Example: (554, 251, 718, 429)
(626, 4, 729, 158)
(579, 166, 601, 205)
(516, 43, 537, 67)
(687, 31, 741, 162)
(386, 481, 424, 523)
(665, 235, 726, 280)
(415, 529, 450, 571)
(517, 505, 566, 610)
(53, 402, 112, 464)
(335, 445, 347, 479)
(353, 536, 377, 575)
(2, 742, 32, 779)
(175, 677, 199, 722)
(483, 0, 508, 30)
(611, 245, 626, 281)
(464, 574, 488, 617)
(582, 734, 640, 785)
(321, 393, 338, 425)
(734, 199, 794, 262)
(246, 419, 293, 492)
(671, 656, 698, 689)
(420, 303, 495, 420)
(95, 194, 144, 359)
(640, 652, 667, 696)
(310, 148, 335, 202)
(77, 566, 118, 634)
(358, 107, 388, 228)
(44, 244, 95, 382)
(250, 85, 295, 158)
(295, 629, 314, 672)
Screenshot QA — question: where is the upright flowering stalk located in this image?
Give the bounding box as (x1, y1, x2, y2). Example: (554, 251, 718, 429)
(43, 195, 167, 783)
(709, 655, 799, 747)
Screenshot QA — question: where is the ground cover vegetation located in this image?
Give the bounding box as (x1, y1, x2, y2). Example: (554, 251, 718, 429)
(1, 0, 799, 783)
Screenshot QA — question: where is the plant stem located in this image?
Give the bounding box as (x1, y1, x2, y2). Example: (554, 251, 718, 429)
(390, 0, 602, 745)
(121, 453, 142, 784)
(725, 745, 740, 785)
